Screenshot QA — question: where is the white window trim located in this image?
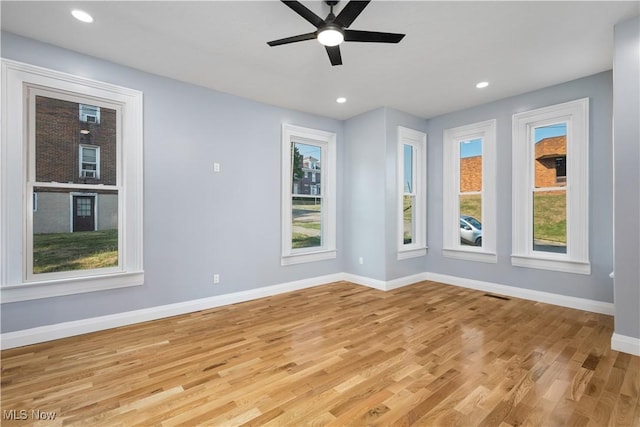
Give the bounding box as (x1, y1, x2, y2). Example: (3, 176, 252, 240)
(1, 59, 144, 302)
(397, 126, 427, 260)
(442, 119, 497, 263)
(79, 144, 100, 178)
(512, 98, 590, 274)
(281, 124, 336, 266)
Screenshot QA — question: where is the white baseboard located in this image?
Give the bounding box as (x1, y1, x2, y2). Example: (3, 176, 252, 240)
(0, 273, 344, 350)
(422, 272, 615, 315)
(1, 270, 617, 351)
(342, 273, 387, 290)
(343, 272, 429, 291)
(611, 333, 640, 356)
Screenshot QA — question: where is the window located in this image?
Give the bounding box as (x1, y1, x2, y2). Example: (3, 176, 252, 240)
(1, 59, 143, 302)
(512, 98, 589, 274)
(397, 126, 427, 259)
(281, 124, 336, 265)
(555, 157, 566, 184)
(442, 119, 496, 263)
(79, 103, 100, 124)
(80, 145, 100, 178)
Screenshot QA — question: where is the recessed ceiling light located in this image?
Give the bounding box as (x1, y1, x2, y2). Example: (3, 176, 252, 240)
(336, 97, 347, 104)
(71, 9, 94, 23)
(476, 81, 489, 89)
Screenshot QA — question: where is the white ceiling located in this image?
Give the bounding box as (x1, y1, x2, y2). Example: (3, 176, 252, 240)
(1, 1, 638, 120)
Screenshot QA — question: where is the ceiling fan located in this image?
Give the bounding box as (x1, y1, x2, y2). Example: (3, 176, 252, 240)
(267, 0, 405, 66)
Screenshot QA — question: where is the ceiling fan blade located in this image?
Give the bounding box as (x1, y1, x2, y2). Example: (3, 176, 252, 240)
(281, 1, 325, 28)
(344, 29, 405, 43)
(325, 45, 342, 66)
(267, 32, 317, 47)
(334, 1, 371, 28)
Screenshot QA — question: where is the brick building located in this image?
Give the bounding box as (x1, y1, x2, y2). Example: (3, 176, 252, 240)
(460, 155, 482, 192)
(458, 136, 566, 193)
(534, 136, 566, 188)
(33, 96, 118, 233)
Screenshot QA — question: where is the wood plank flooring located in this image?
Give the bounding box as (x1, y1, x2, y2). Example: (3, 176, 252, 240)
(1, 280, 639, 426)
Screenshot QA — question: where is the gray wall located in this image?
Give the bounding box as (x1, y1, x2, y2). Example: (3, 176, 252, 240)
(33, 193, 117, 233)
(343, 108, 387, 280)
(424, 71, 614, 303)
(1, 32, 344, 332)
(33, 192, 70, 233)
(97, 194, 118, 231)
(613, 17, 640, 340)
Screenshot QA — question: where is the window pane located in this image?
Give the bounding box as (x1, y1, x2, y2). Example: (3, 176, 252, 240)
(35, 95, 117, 185)
(291, 196, 322, 249)
(460, 138, 482, 192)
(533, 190, 567, 253)
(403, 195, 414, 244)
(403, 144, 413, 193)
(82, 148, 97, 162)
(32, 187, 119, 274)
(460, 195, 482, 246)
(534, 124, 567, 188)
(291, 142, 321, 196)
(79, 104, 100, 124)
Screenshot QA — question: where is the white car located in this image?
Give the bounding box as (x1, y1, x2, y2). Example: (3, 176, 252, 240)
(460, 215, 482, 246)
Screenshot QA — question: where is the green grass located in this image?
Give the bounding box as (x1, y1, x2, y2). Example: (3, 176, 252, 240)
(292, 200, 321, 212)
(292, 233, 321, 249)
(33, 229, 118, 274)
(460, 194, 482, 221)
(457, 193, 566, 243)
(403, 196, 413, 244)
(533, 192, 566, 243)
(296, 222, 321, 231)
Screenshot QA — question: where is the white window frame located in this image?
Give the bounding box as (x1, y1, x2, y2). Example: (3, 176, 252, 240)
(281, 124, 336, 266)
(442, 119, 497, 263)
(79, 144, 100, 178)
(1, 59, 144, 302)
(512, 98, 589, 274)
(397, 126, 427, 260)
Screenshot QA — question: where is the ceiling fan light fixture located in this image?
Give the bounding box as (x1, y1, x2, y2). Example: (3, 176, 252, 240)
(317, 26, 344, 47)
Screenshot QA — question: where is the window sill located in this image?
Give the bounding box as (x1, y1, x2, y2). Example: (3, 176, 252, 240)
(397, 247, 428, 260)
(443, 248, 497, 263)
(1, 271, 144, 303)
(281, 249, 337, 266)
(511, 254, 591, 275)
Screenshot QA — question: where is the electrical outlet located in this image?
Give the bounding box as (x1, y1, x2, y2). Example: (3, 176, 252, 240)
(213, 162, 221, 173)
(358, 257, 364, 265)
(213, 274, 220, 284)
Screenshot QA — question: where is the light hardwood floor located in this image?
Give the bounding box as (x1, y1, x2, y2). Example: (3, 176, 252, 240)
(1, 280, 639, 426)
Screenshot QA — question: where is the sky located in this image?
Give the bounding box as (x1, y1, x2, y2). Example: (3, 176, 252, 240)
(460, 138, 482, 158)
(534, 123, 567, 142)
(295, 142, 321, 161)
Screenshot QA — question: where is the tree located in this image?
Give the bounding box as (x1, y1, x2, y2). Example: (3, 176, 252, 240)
(291, 144, 304, 181)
